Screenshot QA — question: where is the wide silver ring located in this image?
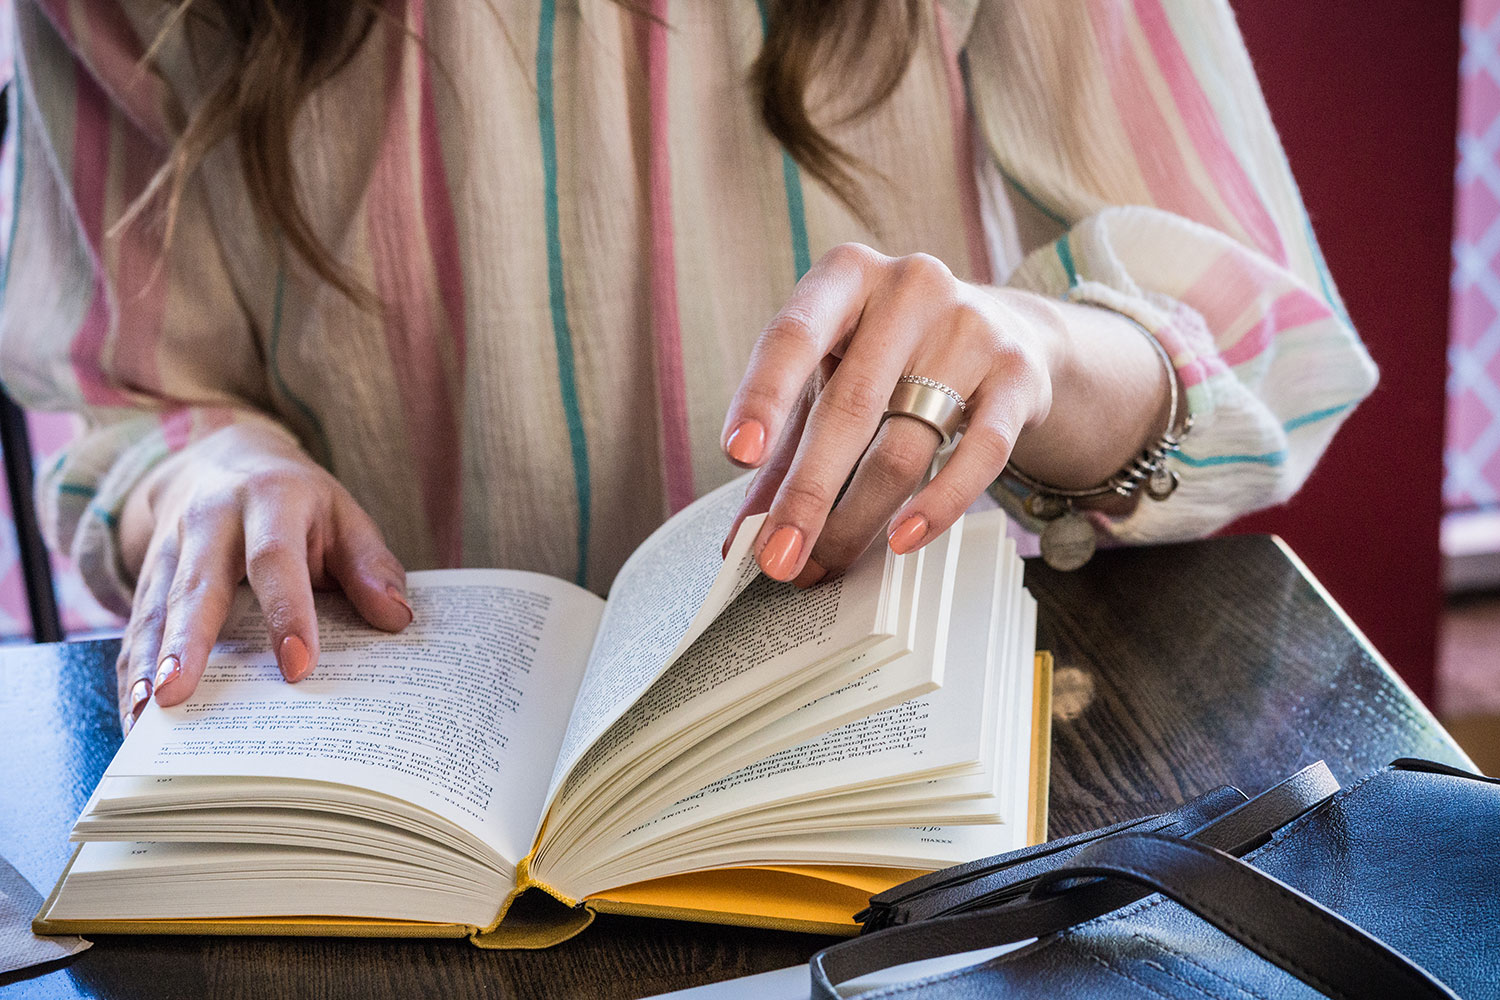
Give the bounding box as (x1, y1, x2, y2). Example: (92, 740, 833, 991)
(884, 375, 967, 448)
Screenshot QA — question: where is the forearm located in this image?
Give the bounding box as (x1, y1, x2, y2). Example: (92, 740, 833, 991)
(999, 290, 1174, 493)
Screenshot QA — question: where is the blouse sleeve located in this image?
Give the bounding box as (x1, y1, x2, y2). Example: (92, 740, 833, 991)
(965, 0, 1378, 542)
(0, 1, 295, 615)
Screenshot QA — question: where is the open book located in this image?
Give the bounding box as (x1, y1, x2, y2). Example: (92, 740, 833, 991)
(34, 476, 1049, 946)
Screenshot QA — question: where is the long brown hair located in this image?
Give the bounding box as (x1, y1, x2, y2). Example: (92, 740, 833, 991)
(147, 0, 924, 304)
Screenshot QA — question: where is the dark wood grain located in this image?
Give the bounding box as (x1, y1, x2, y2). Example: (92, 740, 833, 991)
(0, 536, 1468, 999)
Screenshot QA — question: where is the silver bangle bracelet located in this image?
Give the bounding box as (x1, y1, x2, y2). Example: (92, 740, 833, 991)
(1000, 308, 1192, 571)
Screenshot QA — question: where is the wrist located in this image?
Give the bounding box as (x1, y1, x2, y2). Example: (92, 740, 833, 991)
(995, 294, 1173, 491)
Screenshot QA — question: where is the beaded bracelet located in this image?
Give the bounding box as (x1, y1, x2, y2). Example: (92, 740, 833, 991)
(1000, 311, 1192, 571)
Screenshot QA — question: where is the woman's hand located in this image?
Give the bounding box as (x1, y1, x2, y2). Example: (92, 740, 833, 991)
(115, 422, 413, 732)
(721, 243, 1169, 585)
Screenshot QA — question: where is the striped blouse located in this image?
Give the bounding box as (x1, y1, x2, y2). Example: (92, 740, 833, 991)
(1, 0, 1377, 615)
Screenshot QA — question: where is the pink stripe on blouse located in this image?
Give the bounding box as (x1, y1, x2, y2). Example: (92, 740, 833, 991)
(1179, 246, 1331, 369)
(638, 0, 696, 514)
(415, 4, 466, 364)
(1220, 287, 1332, 369)
(1181, 246, 1279, 332)
(111, 122, 168, 397)
(67, 64, 128, 406)
(368, 8, 464, 566)
(159, 407, 237, 452)
(1085, 3, 1234, 249)
(159, 407, 193, 451)
(1150, 301, 1230, 391)
(38, 0, 169, 146)
(1133, 0, 1288, 266)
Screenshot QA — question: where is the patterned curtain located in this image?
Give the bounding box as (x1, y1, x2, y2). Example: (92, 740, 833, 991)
(1449, 0, 1500, 515)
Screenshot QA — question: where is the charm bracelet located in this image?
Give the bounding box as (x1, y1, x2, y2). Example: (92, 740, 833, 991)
(1000, 312, 1191, 571)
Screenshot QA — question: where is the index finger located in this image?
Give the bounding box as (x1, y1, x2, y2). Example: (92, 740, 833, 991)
(151, 521, 244, 707)
(721, 243, 884, 468)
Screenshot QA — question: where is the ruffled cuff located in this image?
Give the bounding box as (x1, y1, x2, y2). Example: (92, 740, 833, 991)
(36, 408, 301, 616)
(992, 205, 1377, 544)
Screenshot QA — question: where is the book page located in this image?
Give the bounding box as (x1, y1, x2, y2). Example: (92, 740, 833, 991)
(108, 570, 603, 865)
(543, 541, 896, 837)
(578, 525, 946, 842)
(619, 820, 1028, 876)
(546, 476, 762, 801)
(568, 516, 1007, 891)
(53, 840, 502, 927)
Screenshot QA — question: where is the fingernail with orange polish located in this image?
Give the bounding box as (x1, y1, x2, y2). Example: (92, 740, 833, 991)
(759, 525, 804, 580)
(278, 635, 312, 682)
(153, 655, 180, 692)
(130, 677, 152, 718)
(387, 585, 414, 626)
(725, 420, 766, 466)
(889, 514, 928, 555)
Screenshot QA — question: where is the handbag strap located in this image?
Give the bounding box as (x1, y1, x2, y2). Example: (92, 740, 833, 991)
(858, 783, 1248, 929)
(812, 763, 1342, 999)
(811, 831, 1456, 1000)
(813, 870, 1158, 999)
(1392, 757, 1500, 784)
(1033, 833, 1460, 1000)
(861, 761, 1338, 930)
(1188, 759, 1339, 852)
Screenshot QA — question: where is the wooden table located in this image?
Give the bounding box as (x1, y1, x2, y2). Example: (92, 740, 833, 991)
(0, 536, 1470, 999)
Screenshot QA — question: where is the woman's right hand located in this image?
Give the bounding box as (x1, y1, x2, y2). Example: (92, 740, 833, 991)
(115, 422, 413, 732)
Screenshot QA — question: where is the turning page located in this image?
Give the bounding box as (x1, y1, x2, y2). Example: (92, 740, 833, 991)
(595, 517, 1008, 869)
(545, 477, 763, 803)
(532, 533, 908, 879)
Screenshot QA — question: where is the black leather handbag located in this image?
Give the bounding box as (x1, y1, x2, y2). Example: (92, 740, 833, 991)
(810, 759, 1500, 1000)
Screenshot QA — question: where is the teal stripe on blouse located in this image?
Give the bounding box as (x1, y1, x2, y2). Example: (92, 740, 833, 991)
(781, 152, 812, 281)
(1055, 234, 1079, 287)
(269, 269, 334, 468)
(538, 0, 593, 587)
(57, 482, 96, 499)
(1283, 400, 1353, 433)
(1, 76, 25, 304)
(1176, 449, 1285, 468)
(754, 0, 812, 282)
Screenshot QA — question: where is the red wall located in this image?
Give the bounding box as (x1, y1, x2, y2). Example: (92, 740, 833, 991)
(1228, 1, 1460, 703)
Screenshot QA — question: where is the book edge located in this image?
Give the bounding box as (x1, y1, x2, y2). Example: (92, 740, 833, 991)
(1028, 650, 1054, 845)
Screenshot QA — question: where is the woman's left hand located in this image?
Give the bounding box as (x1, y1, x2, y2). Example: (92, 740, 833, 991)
(720, 242, 1060, 586)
